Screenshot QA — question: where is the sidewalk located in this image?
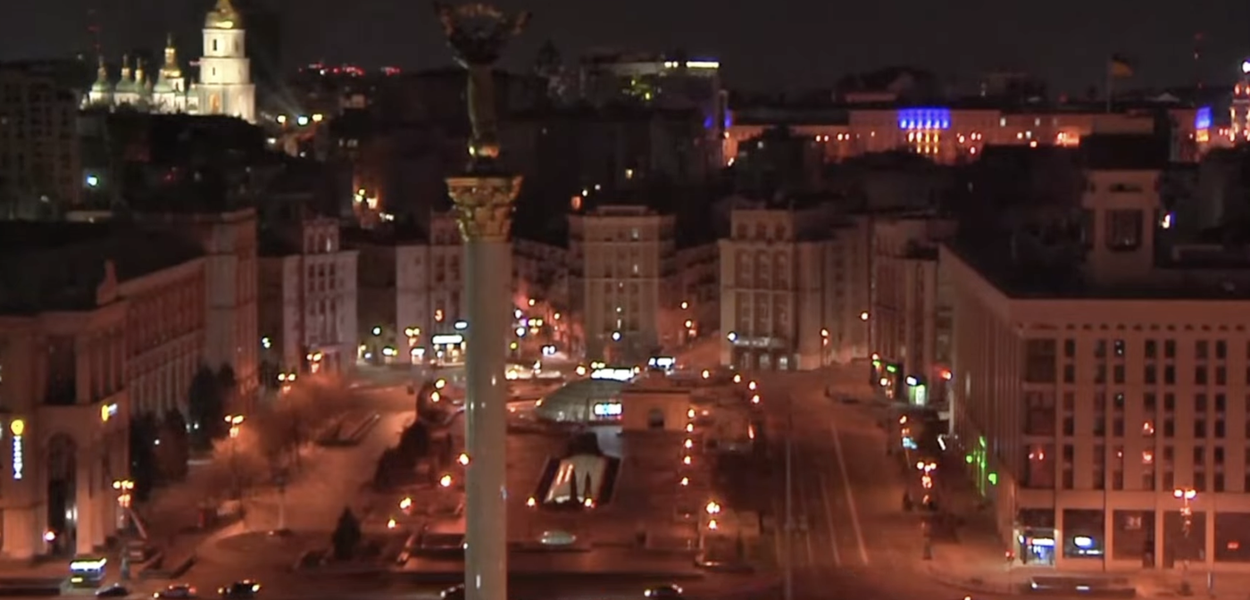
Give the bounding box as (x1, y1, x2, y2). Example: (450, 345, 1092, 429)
(915, 448, 1250, 599)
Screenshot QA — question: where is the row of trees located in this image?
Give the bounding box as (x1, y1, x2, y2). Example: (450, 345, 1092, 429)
(129, 365, 238, 501)
(131, 363, 353, 503)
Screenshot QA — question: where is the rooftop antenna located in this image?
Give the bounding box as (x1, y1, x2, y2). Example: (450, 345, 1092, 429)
(86, 7, 103, 55)
(1193, 32, 1205, 90)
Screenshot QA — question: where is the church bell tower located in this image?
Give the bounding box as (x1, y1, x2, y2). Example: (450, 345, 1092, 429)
(198, 0, 256, 123)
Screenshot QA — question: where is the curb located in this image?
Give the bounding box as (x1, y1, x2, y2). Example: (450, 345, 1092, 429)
(922, 564, 1016, 595)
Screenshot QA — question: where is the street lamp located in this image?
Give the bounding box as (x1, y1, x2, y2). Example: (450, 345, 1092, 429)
(225, 414, 245, 438)
(440, 474, 453, 488)
(1173, 488, 1197, 595)
(223, 415, 246, 500)
(705, 501, 721, 515)
(112, 479, 135, 579)
(458, 453, 471, 466)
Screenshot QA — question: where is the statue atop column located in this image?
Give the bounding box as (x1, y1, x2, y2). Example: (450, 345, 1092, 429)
(433, 2, 530, 166)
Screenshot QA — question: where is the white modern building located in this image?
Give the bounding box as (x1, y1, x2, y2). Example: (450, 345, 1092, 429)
(259, 217, 358, 377)
(946, 141, 1250, 572)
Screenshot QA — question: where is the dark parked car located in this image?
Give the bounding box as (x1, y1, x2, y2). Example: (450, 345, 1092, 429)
(96, 584, 129, 597)
(217, 581, 261, 599)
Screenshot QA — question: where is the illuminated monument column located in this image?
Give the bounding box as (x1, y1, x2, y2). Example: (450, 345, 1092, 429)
(434, 4, 529, 600)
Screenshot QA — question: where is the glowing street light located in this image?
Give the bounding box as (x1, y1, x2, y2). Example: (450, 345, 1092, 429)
(751, 394, 760, 404)
(683, 456, 692, 465)
(386, 518, 398, 529)
(732, 374, 742, 384)
(526, 497, 537, 508)
(860, 311, 870, 321)
(399, 497, 413, 511)
(687, 408, 696, 419)
(439, 474, 453, 488)
(684, 439, 694, 449)
(458, 453, 471, 466)
(701, 369, 710, 379)
(112, 479, 135, 508)
(680, 476, 689, 486)
(747, 380, 757, 391)
(707, 519, 718, 530)
(705, 501, 721, 515)
(225, 414, 245, 438)
(686, 423, 694, 433)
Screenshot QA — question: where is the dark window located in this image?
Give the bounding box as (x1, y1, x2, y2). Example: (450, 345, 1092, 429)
(1024, 339, 1058, 383)
(1104, 209, 1143, 251)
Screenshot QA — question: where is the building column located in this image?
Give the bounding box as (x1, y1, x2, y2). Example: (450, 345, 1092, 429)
(447, 174, 521, 600)
(1154, 508, 1166, 570)
(75, 448, 96, 555)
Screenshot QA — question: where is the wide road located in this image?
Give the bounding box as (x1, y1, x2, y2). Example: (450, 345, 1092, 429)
(751, 370, 966, 600)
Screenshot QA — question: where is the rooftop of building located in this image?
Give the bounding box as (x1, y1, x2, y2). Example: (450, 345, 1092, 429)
(729, 96, 1205, 124)
(945, 236, 1250, 301)
(0, 221, 204, 314)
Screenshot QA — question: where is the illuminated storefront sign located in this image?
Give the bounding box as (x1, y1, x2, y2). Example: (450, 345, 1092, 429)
(11, 419, 25, 480)
(592, 402, 623, 418)
(431, 334, 464, 345)
(590, 368, 634, 382)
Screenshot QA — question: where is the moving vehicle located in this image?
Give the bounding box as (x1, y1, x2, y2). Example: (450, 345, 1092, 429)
(644, 584, 683, 598)
(154, 584, 196, 599)
(218, 581, 261, 599)
(96, 584, 130, 598)
(441, 584, 465, 600)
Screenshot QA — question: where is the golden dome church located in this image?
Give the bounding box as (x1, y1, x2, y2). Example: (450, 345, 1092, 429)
(84, 0, 256, 124)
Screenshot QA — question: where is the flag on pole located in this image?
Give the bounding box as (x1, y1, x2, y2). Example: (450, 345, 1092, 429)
(1109, 54, 1134, 78)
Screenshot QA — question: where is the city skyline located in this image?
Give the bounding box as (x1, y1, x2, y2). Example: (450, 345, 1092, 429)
(2, 0, 1249, 94)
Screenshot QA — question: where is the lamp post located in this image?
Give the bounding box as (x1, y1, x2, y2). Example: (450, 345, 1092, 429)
(1173, 488, 1197, 595)
(112, 479, 134, 580)
(784, 392, 795, 600)
(225, 415, 245, 499)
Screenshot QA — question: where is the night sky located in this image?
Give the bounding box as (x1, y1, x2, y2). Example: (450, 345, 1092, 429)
(3, 0, 1248, 94)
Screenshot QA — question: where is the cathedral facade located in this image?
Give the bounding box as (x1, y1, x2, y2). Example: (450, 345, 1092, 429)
(85, 0, 256, 124)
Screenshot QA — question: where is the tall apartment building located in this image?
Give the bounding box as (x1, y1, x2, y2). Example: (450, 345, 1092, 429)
(870, 214, 956, 405)
(258, 217, 358, 378)
(569, 205, 676, 362)
(0, 61, 84, 216)
(719, 199, 833, 370)
(718, 199, 874, 371)
(0, 222, 204, 557)
(352, 212, 465, 366)
(675, 242, 718, 346)
(137, 207, 260, 411)
(944, 137, 1250, 571)
(826, 216, 873, 362)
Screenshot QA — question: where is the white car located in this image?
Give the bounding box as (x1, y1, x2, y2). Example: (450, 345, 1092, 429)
(539, 530, 576, 546)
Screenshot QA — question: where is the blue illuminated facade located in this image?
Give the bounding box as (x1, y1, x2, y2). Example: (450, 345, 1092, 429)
(897, 108, 951, 130)
(1195, 106, 1212, 130)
